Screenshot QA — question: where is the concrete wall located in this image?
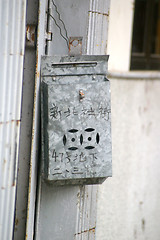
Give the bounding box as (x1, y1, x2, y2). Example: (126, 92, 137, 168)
(107, 0, 134, 71)
(96, 78, 160, 240)
(96, 0, 160, 239)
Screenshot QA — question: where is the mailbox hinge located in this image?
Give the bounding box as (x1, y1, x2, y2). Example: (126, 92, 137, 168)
(45, 31, 53, 42)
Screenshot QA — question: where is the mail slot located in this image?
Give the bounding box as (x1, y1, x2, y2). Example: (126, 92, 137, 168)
(41, 55, 112, 185)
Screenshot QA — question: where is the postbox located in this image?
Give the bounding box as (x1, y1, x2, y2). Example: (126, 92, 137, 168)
(41, 55, 112, 185)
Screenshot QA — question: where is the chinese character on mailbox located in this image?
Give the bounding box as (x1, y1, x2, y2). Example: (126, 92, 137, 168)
(41, 55, 112, 185)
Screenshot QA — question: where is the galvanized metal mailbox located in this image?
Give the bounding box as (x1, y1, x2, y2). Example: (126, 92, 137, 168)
(41, 55, 112, 185)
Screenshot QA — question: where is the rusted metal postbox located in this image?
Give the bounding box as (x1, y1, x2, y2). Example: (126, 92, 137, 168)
(41, 55, 112, 185)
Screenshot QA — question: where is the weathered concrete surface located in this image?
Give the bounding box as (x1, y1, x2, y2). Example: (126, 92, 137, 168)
(96, 79, 160, 240)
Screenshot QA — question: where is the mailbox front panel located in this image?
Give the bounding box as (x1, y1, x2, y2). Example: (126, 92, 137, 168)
(41, 55, 112, 185)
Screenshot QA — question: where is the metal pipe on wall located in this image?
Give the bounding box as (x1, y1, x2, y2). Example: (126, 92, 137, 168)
(0, 0, 27, 239)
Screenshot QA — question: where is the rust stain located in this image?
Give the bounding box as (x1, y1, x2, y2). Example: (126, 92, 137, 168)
(35, 43, 39, 78)
(16, 120, 20, 126)
(141, 218, 145, 232)
(37, 71, 40, 78)
(75, 227, 96, 235)
(15, 218, 19, 226)
(0, 119, 21, 125)
(88, 10, 109, 17)
(31, 33, 35, 42)
(26, 24, 36, 47)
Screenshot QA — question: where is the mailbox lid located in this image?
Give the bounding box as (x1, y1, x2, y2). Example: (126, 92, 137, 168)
(41, 55, 109, 76)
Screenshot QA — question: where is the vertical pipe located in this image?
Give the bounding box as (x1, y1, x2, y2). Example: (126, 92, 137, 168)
(0, 0, 27, 239)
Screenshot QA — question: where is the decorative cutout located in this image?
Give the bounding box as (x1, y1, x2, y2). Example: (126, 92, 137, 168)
(96, 133, 100, 144)
(85, 128, 95, 132)
(68, 147, 78, 151)
(85, 146, 95, 150)
(63, 135, 67, 145)
(63, 128, 100, 151)
(68, 129, 78, 133)
(80, 134, 83, 145)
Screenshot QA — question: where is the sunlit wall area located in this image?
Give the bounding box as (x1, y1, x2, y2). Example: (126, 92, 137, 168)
(96, 0, 160, 239)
